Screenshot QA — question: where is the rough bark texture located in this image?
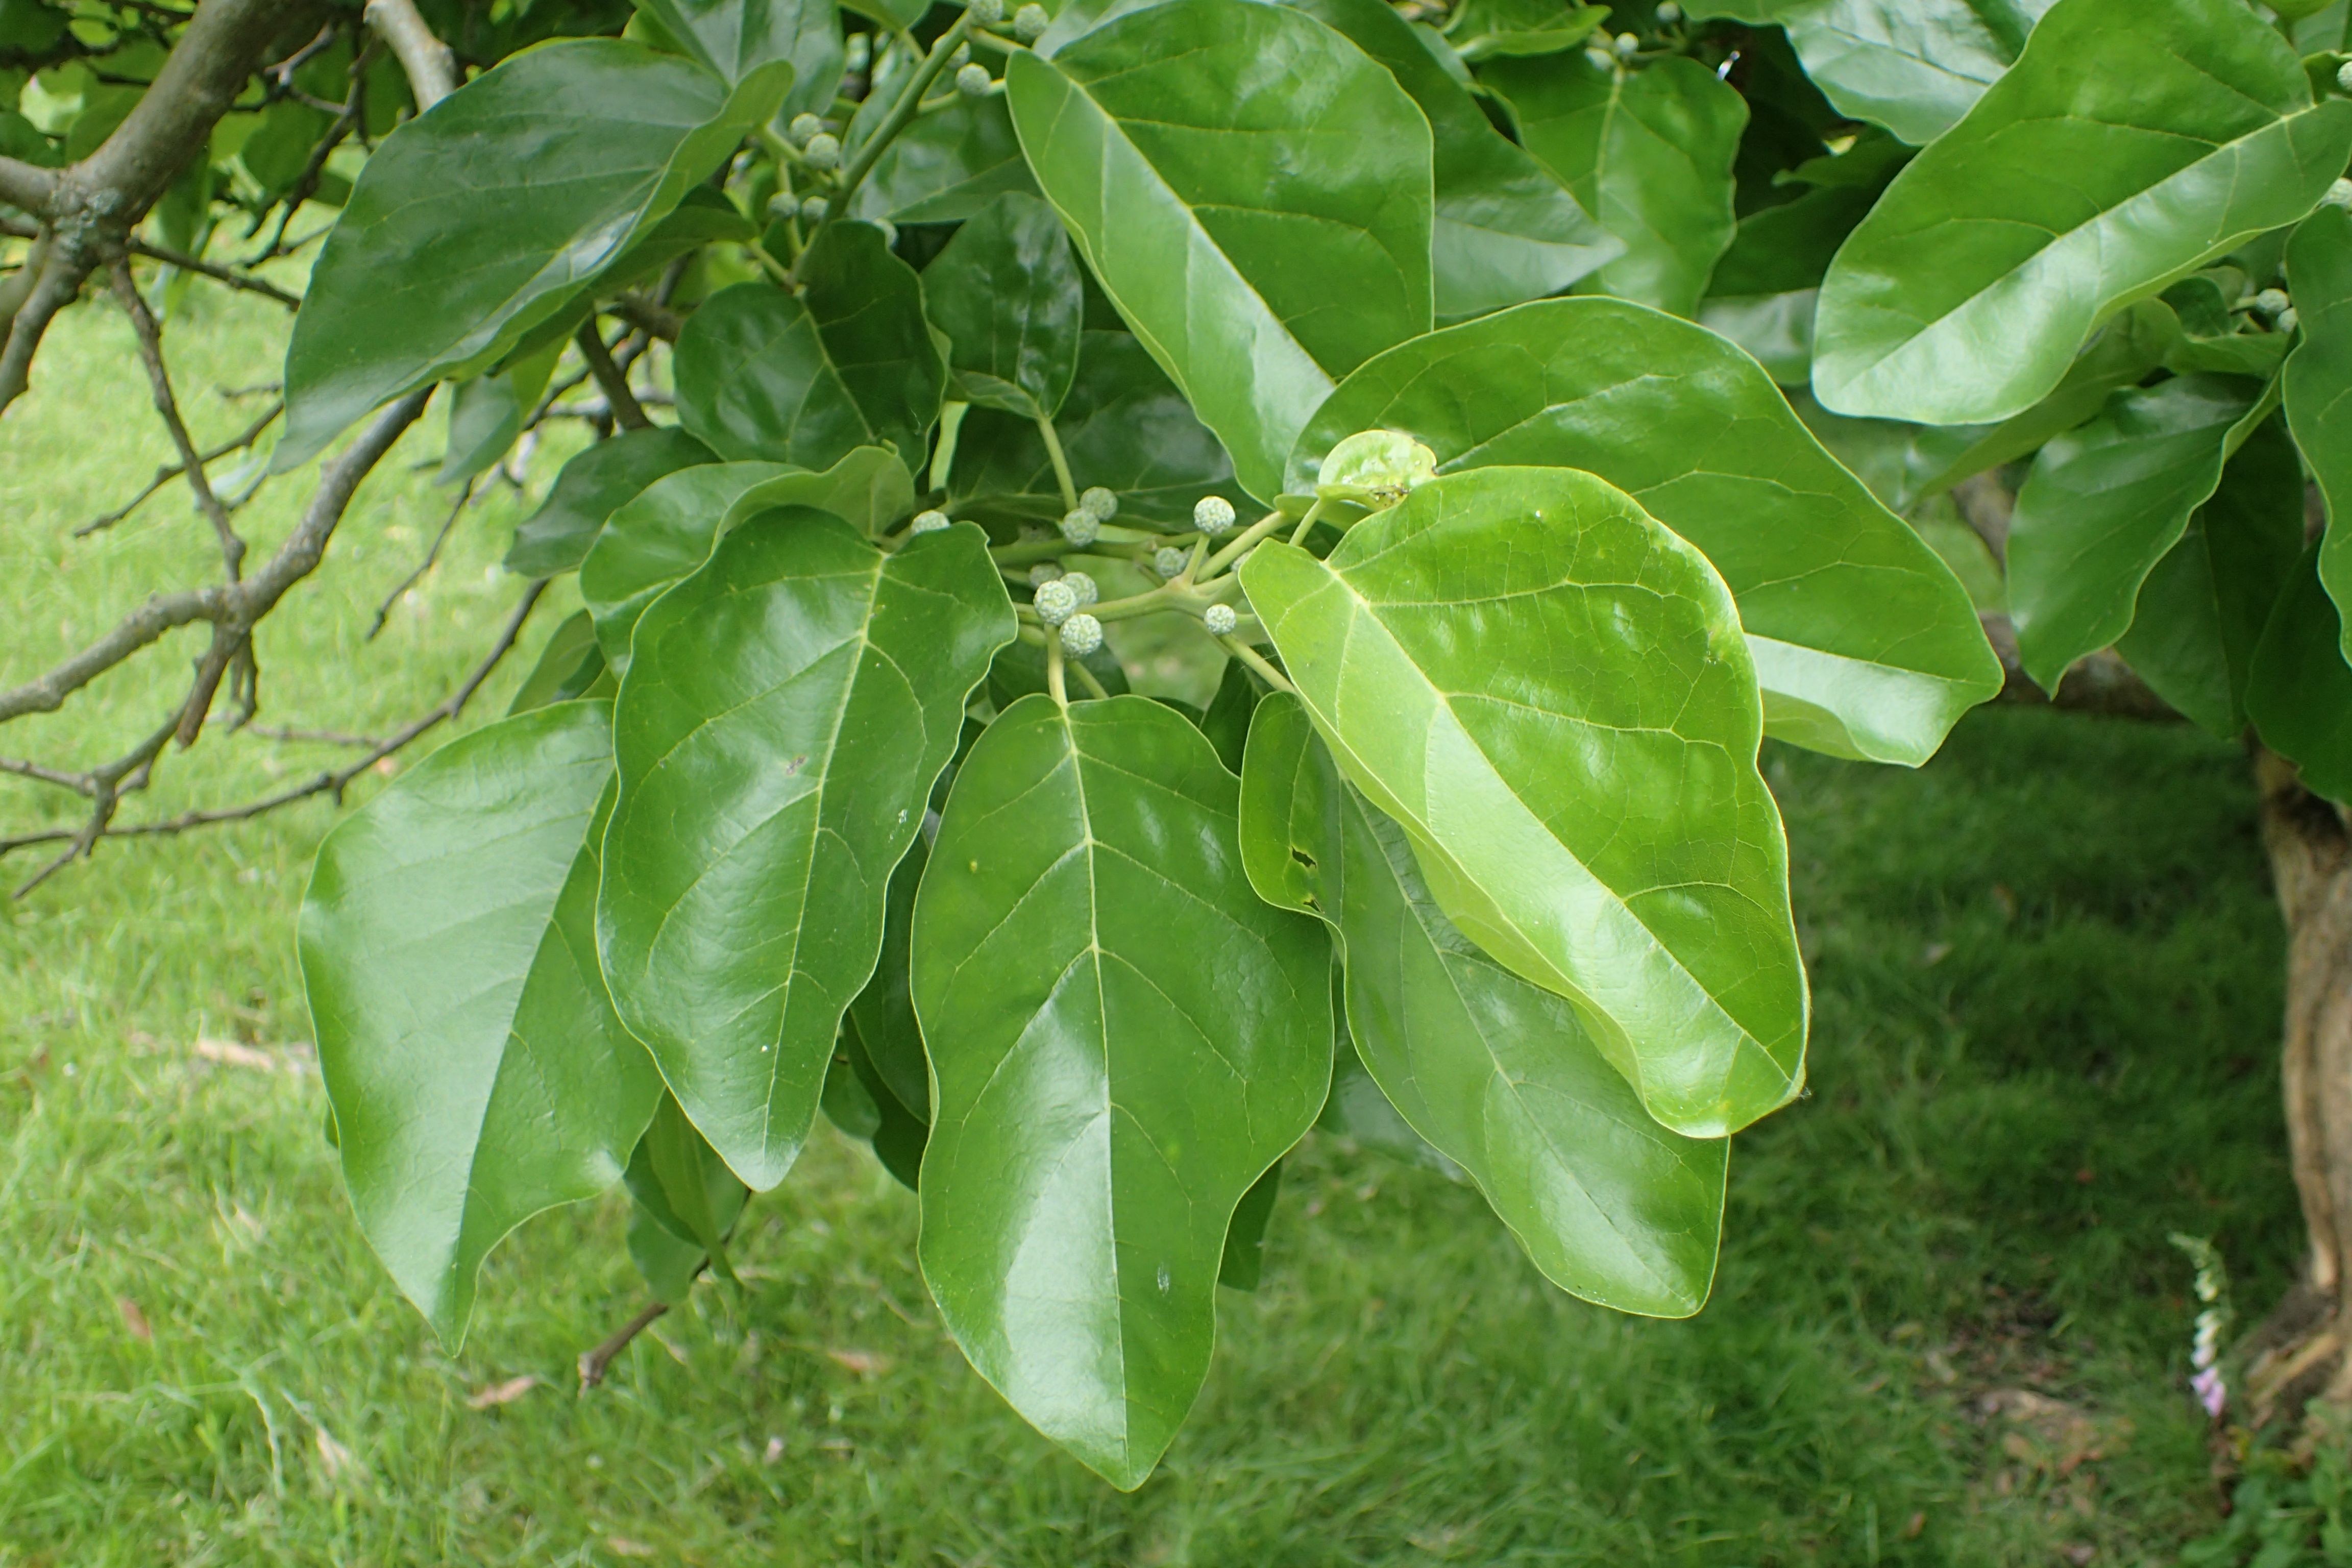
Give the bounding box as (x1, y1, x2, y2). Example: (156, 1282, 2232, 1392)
(2244, 751, 2352, 1427)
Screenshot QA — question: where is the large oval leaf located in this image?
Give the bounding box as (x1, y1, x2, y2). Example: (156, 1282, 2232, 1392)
(1006, 0, 1433, 503)
(630, 0, 843, 113)
(2004, 374, 2266, 692)
(852, 94, 1040, 225)
(1812, 0, 2352, 425)
(1289, 298, 2002, 765)
(1683, 0, 2054, 146)
(1484, 54, 1747, 318)
(300, 702, 660, 1343)
(921, 191, 1083, 422)
(504, 427, 719, 578)
(2285, 205, 2352, 662)
(912, 694, 1333, 1490)
(2248, 545, 2352, 806)
(1239, 694, 1726, 1314)
(598, 516, 1013, 1189)
(1241, 465, 1806, 1138)
(279, 42, 790, 469)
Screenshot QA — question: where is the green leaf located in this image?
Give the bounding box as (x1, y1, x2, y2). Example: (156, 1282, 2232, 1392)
(1444, 0, 1606, 61)
(505, 427, 720, 578)
(598, 516, 1014, 1190)
(2005, 375, 2268, 693)
(279, 42, 790, 469)
(1289, 298, 2003, 766)
(507, 610, 611, 716)
(1319, 1022, 1462, 1177)
(841, 1015, 928, 1188)
(300, 703, 660, 1343)
(847, 829, 932, 1123)
(912, 694, 1333, 1490)
(2286, 204, 2352, 661)
(628, 0, 843, 114)
(1279, 0, 1619, 320)
(624, 1090, 751, 1300)
(1682, 0, 2053, 146)
(1485, 54, 1747, 318)
(499, 187, 762, 369)
(675, 228, 947, 465)
(949, 331, 1237, 531)
(1240, 466, 1807, 1138)
(1217, 1161, 1283, 1291)
(2247, 543, 2352, 805)
(579, 460, 795, 673)
(853, 94, 1041, 225)
(1693, 290, 1816, 386)
(1811, 0, 2352, 425)
(1196, 657, 1261, 775)
(921, 192, 1083, 422)
(438, 339, 561, 485)
(2112, 413, 2306, 737)
(989, 632, 1132, 706)
(1006, 0, 1434, 503)
(1237, 693, 1727, 1314)
(628, 1194, 710, 1304)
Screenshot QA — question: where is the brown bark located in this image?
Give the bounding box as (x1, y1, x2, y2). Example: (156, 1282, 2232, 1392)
(2244, 751, 2352, 1426)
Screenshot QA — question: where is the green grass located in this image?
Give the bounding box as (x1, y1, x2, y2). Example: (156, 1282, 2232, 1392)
(0, 290, 2309, 1565)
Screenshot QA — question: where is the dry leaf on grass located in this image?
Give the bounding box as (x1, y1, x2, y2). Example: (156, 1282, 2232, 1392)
(466, 1374, 539, 1409)
(116, 1296, 151, 1341)
(605, 1536, 658, 1558)
(824, 1348, 891, 1377)
(313, 1426, 356, 1482)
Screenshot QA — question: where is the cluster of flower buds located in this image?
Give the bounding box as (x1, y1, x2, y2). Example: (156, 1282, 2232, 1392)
(1035, 578, 1079, 626)
(1153, 545, 1189, 580)
(910, 509, 951, 534)
(957, 62, 993, 95)
(1193, 495, 1236, 536)
(1081, 486, 1119, 522)
(1059, 614, 1104, 657)
(1060, 508, 1098, 546)
(1203, 604, 1237, 636)
(1014, 2, 1050, 39)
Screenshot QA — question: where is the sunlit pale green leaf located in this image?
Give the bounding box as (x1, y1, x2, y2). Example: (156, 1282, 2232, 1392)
(913, 694, 1333, 1490)
(1290, 298, 2002, 765)
(1485, 55, 1746, 317)
(280, 42, 790, 468)
(301, 703, 660, 1343)
(1238, 693, 1727, 1313)
(2285, 204, 2352, 660)
(1007, 0, 1434, 502)
(505, 427, 719, 578)
(921, 192, 1082, 422)
(598, 516, 1013, 1189)
(1812, 0, 2352, 425)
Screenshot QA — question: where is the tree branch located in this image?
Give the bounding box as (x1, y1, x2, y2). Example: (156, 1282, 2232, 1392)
(574, 322, 650, 431)
(1981, 613, 2180, 722)
(362, 0, 454, 111)
(579, 1301, 672, 1389)
(78, 399, 282, 537)
(367, 478, 472, 637)
(111, 259, 246, 579)
(0, 158, 55, 217)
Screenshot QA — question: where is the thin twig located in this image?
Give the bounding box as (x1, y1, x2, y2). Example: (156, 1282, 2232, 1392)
(578, 1302, 671, 1389)
(573, 321, 650, 431)
(363, 0, 455, 110)
(367, 479, 473, 638)
(0, 757, 94, 794)
(111, 260, 244, 579)
(77, 400, 282, 537)
(235, 724, 386, 748)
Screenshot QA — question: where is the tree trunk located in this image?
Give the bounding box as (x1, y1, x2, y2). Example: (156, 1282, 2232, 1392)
(2243, 751, 2352, 1426)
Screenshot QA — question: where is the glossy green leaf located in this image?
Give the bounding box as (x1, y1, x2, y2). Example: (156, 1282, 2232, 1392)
(2285, 204, 2352, 660)
(579, 461, 794, 672)
(1196, 657, 1262, 775)
(1443, 0, 1606, 61)
(1279, 0, 1619, 320)
(2247, 543, 2352, 805)
(2005, 375, 2267, 693)
(1006, 0, 1434, 503)
(438, 340, 561, 485)
(1217, 1161, 1283, 1291)
(921, 192, 1083, 422)
(1319, 1023, 1462, 1178)
(1812, 0, 2352, 425)
(848, 830, 932, 1123)
(629, 0, 842, 113)
(1682, 0, 2053, 146)
(499, 187, 761, 368)
(1486, 55, 1747, 318)
(624, 1091, 751, 1301)
(989, 632, 1132, 706)
(841, 1016, 928, 1188)
(598, 516, 1014, 1190)
(1290, 298, 2003, 766)
(280, 42, 790, 469)
(912, 694, 1333, 1490)
(2113, 414, 2306, 737)
(1241, 466, 1807, 1138)
(949, 331, 1237, 531)
(507, 610, 610, 717)
(505, 427, 719, 578)
(854, 95, 1040, 225)
(675, 228, 946, 466)
(628, 1194, 710, 1304)
(301, 703, 660, 1342)
(1238, 693, 1727, 1313)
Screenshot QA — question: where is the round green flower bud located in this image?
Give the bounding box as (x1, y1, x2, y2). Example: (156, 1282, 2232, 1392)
(1613, 32, 1638, 57)
(2257, 287, 2291, 316)
(2328, 178, 2352, 210)
(1014, 2, 1049, 38)
(911, 509, 951, 533)
(948, 41, 970, 68)
(1059, 613, 1104, 658)
(787, 112, 824, 146)
(800, 194, 828, 225)
(1154, 546, 1188, 579)
(1080, 485, 1119, 522)
(803, 132, 843, 171)
(1028, 562, 1065, 587)
(2339, 59, 2352, 95)
(956, 62, 992, 95)
(1063, 571, 1098, 607)
(1584, 45, 1615, 71)
(1654, 0, 1681, 19)
(1204, 603, 1237, 636)
(1193, 495, 1236, 535)
(970, 0, 1005, 22)
(2280, 307, 2300, 334)
(1060, 508, 1099, 546)
(1034, 579, 1079, 626)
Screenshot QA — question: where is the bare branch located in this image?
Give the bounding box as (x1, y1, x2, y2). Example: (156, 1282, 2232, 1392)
(0, 756, 95, 794)
(236, 723, 385, 748)
(111, 260, 246, 579)
(580, 1302, 672, 1389)
(0, 387, 430, 726)
(0, 158, 55, 217)
(574, 321, 651, 431)
(363, 0, 455, 110)
(0, 239, 90, 414)
(78, 399, 282, 537)
(130, 235, 301, 308)
(367, 478, 472, 638)
(1952, 472, 2013, 570)
(1981, 613, 2180, 722)
(611, 292, 684, 344)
